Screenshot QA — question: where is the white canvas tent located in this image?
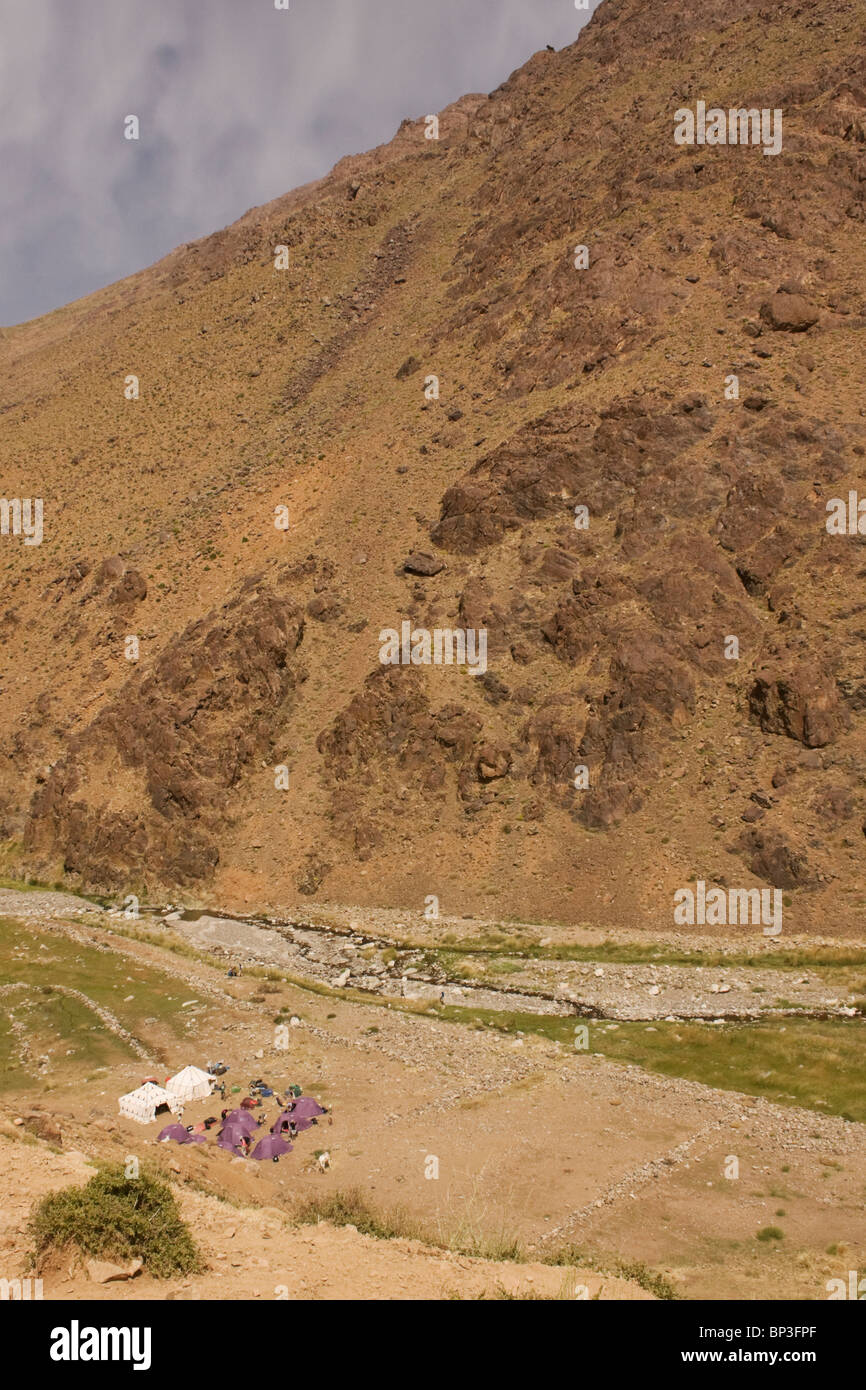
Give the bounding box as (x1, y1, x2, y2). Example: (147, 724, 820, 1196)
(118, 1081, 180, 1125)
(165, 1065, 214, 1103)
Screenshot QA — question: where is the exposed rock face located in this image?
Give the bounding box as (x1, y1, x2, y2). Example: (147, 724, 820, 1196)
(4, 0, 866, 930)
(749, 670, 850, 748)
(111, 569, 148, 605)
(476, 744, 511, 782)
(24, 576, 306, 888)
(744, 831, 816, 890)
(297, 854, 331, 896)
(432, 398, 717, 555)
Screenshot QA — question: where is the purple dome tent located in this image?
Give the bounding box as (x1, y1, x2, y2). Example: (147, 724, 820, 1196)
(271, 1109, 301, 1134)
(221, 1109, 260, 1133)
(157, 1124, 205, 1144)
(271, 1097, 325, 1135)
(217, 1124, 252, 1155)
(251, 1133, 293, 1162)
(288, 1097, 325, 1120)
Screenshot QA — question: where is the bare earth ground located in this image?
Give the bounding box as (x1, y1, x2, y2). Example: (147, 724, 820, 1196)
(2, 1142, 652, 1302)
(1, 890, 864, 1301)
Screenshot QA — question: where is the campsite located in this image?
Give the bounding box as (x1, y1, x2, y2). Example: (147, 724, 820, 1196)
(120, 1064, 330, 1163)
(1, 889, 865, 1301)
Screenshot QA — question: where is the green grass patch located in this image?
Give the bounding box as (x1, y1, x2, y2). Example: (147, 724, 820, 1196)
(292, 1188, 676, 1293)
(420, 1002, 866, 1124)
(293, 1186, 522, 1261)
(0, 870, 109, 907)
(0, 876, 49, 893)
(418, 940, 866, 990)
(0, 918, 203, 1092)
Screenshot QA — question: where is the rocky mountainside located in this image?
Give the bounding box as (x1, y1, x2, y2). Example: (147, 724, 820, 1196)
(2, 0, 865, 933)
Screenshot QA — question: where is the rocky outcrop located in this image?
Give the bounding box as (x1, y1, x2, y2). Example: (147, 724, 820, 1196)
(24, 578, 306, 889)
(749, 670, 850, 747)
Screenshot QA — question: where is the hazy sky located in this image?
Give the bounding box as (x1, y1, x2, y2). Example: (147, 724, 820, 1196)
(0, 0, 599, 325)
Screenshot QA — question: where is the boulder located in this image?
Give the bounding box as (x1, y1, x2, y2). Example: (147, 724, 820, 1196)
(402, 551, 445, 576)
(759, 293, 819, 332)
(94, 555, 126, 586)
(746, 831, 815, 889)
(86, 1258, 143, 1284)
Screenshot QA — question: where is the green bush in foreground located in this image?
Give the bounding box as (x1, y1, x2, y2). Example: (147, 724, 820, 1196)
(28, 1165, 203, 1278)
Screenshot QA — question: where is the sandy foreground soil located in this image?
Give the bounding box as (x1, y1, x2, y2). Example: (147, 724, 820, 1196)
(0, 1140, 653, 1302)
(1, 890, 864, 1301)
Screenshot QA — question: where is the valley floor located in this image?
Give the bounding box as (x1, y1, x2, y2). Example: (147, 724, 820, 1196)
(1, 888, 864, 1301)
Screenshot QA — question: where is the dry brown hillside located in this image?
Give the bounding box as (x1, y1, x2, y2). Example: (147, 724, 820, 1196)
(2, 0, 865, 933)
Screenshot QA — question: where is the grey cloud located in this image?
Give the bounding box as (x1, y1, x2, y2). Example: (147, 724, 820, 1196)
(0, 0, 599, 325)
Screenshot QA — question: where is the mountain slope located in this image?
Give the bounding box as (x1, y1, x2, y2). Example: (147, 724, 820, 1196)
(2, 0, 865, 933)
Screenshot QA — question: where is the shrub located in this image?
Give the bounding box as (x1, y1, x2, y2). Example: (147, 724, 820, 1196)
(293, 1187, 422, 1243)
(28, 1165, 203, 1278)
